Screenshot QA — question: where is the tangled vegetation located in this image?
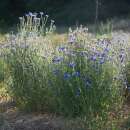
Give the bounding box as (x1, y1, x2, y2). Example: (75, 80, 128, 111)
(0, 12, 130, 130)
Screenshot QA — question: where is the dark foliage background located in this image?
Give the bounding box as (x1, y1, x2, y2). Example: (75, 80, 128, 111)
(0, 0, 130, 26)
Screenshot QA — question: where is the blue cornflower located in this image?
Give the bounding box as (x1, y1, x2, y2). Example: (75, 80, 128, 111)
(52, 57, 63, 63)
(104, 48, 109, 53)
(64, 72, 71, 80)
(58, 47, 65, 52)
(90, 55, 97, 61)
(72, 71, 80, 77)
(68, 62, 76, 68)
(99, 58, 105, 64)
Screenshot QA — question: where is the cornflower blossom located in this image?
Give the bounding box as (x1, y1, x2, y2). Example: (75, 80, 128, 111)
(64, 72, 71, 80)
(90, 55, 97, 61)
(99, 58, 105, 64)
(58, 47, 66, 52)
(104, 47, 110, 53)
(68, 62, 76, 68)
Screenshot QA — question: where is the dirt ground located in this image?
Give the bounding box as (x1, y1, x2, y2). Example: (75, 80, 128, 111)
(0, 96, 129, 130)
(0, 101, 65, 130)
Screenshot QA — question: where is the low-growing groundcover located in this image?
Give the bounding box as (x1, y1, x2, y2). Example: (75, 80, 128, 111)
(1, 12, 130, 129)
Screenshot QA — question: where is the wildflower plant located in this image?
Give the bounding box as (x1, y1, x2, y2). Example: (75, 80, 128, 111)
(47, 27, 127, 129)
(4, 14, 130, 130)
(4, 12, 57, 111)
(6, 45, 55, 111)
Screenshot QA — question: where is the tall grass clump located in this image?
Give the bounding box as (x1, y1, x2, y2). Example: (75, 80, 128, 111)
(95, 20, 113, 39)
(5, 12, 56, 111)
(6, 46, 55, 111)
(0, 43, 11, 101)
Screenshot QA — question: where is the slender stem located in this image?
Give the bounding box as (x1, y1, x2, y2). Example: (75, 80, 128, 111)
(95, 0, 99, 25)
